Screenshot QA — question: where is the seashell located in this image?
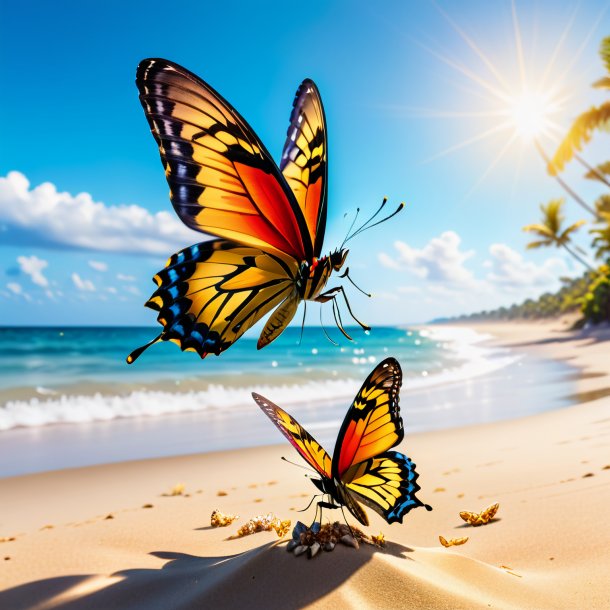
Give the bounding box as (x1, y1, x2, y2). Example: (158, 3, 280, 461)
(338, 524, 351, 536)
(286, 540, 299, 552)
(324, 541, 335, 552)
(340, 534, 359, 549)
(293, 545, 308, 557)
(309, 542, 321, 558)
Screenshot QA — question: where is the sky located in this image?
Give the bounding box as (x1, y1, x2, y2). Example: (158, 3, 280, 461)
(1, 0, 609, 326)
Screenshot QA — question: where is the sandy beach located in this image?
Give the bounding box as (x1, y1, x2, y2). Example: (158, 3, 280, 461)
(1, 319, 609, 609)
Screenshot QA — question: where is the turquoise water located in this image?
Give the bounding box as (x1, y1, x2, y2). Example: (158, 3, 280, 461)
(0, 324, 579, 476)
(0, 325, 453, 392)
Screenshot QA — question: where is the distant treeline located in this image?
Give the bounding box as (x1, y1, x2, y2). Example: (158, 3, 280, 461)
(441, 265, 610, 324)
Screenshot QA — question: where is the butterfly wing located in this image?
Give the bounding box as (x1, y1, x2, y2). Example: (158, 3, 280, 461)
(252, 392, 332, 479)
(127, 240, 299, 362)
(332, 358, 404, 479)
(136, 58, 313, 261)
(280, 79, 328, 257)
(341, 451, 430, 524)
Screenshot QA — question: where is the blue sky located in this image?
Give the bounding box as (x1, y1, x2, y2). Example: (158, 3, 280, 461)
(1, 0, 609, 326)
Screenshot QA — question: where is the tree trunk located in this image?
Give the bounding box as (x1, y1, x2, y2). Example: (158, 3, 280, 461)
(535, 140, 600, 219)
(561, 243, 594, 270)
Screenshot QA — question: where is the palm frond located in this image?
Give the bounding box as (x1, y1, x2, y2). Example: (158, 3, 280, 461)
(525, 240, 553, 250)
(550, 103, 610, 174)
(593, 76, 610, 89)
(585, 161, 610, 182)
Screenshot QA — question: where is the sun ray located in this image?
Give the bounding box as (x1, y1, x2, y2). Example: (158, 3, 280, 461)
(539, 3, 580, 91)
(422, 121, 514, 164)
(432, 0, 512, 94)
(554, 3, 609, 89)
(511, 0, 527, 87)
(463, 132, 519, 199)
(413, 38, 513, 104)
(378, 105, 509, 119)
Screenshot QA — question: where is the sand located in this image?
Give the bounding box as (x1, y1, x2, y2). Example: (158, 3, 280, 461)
(1, 319, 609, 609)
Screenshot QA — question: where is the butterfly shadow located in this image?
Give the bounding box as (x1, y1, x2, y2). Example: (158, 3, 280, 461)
(0, 539, 415, 610)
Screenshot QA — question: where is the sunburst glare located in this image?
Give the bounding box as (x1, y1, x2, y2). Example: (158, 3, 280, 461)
(508, 89, 559, 140)
(408, 1, 607, 193)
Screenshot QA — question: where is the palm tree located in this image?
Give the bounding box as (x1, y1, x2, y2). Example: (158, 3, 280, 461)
(591, 219, 610, 261)
(550, 37, 610, 175)
(523, 198, 592, 269)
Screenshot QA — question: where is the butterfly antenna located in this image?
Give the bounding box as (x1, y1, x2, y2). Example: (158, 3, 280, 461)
(340, 208, 361, 250)
(298, 301, 307, 346)
(281, 455, 317, 475)
(339, 267, 371, 297)
(319, 304, 339, 346)
(345, 199, 405, 243)
(347, 196, 387, 239)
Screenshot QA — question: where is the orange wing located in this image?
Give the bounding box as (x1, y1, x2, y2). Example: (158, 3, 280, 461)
(332, 358, 403, 479)
(280, 79, 328, 257)
(252, 392, 332, 479)
(136, 58, 313, 261)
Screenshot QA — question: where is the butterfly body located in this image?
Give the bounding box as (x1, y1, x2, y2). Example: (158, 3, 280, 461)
(127, 58, 398, 363)
(253, 358, 432, 526)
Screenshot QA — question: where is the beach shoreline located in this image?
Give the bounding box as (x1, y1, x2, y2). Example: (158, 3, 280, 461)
(1, 319, 609, 609)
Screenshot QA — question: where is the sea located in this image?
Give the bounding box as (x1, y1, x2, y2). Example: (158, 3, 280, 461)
(0, 325, 578, 477)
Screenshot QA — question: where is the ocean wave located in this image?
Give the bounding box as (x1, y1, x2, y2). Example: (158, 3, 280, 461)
(0, 326, 520, 431)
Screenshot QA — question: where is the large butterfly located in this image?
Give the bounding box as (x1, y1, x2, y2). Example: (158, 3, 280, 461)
(252, 358, 432, 526)
(127, 58, 402, 363)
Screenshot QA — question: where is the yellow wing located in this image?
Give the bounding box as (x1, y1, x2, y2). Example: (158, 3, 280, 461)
(341, 451, 431, 524)
(127, 240, 298, 362)
(252, 392, 332, 479)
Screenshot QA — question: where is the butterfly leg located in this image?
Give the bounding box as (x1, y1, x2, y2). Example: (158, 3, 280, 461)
(317, 498, 340, 527)
(315, 288, 353, 341)
(316, 286, 370, 332)
(332, 299, 353, 341)
(340, 505, 355, 539)
(335, 286, 371, 331)
(339, 267, 371, 298)
(319, 305, 339, 346)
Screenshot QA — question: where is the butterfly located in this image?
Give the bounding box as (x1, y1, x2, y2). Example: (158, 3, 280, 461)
(127, 58, 403, 364)
(252, 358, 432, 526)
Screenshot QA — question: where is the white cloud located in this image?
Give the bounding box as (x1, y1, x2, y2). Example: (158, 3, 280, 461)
(117, 273, 136, 281)
(106, 286, 118, 294)
(379, 231, 476, 285)
(124, 285, 141, 296)
(17, 255, 49, 287)
(71, 273, 96, 292)
(7, 282, 31, 301)
(485, 244, 570, 289)
(88, 260, 108, 272)
(0, 171, 199, 256)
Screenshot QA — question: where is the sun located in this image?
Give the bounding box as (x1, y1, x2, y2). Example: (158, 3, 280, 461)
(409, 1, 602, 194)
(508, 89, 558, 140)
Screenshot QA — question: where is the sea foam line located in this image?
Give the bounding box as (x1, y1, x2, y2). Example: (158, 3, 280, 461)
(0, 326, 518, 431)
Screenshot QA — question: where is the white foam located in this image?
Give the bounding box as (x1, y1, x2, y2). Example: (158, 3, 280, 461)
(0, 326, 519, 431)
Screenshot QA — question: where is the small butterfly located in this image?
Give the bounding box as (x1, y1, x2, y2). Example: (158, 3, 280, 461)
(459, 502, 499, 526)
(252, 358, 432, 526)
(127, 59, 403, 363)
